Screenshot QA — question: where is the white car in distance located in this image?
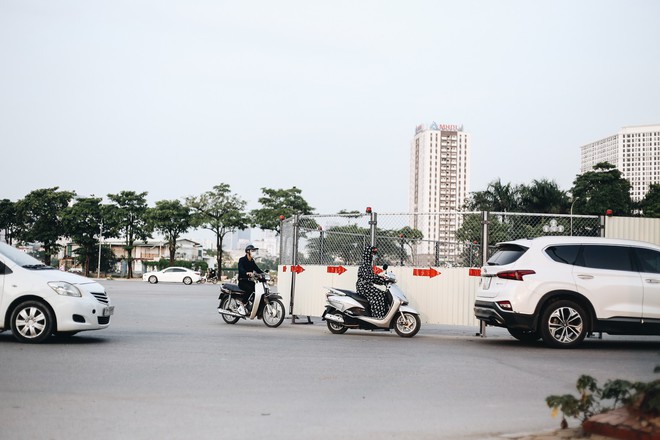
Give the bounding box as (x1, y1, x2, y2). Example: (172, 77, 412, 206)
(142, 267, 201, 285)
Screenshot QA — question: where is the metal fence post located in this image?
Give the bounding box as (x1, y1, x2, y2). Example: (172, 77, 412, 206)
(478, 211, 489, 337)
(289, 214, 299, 316)
(278, 216, 284, 266)
(370, 211, 377, 247)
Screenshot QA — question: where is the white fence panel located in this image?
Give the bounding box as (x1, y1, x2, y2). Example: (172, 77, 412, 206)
(605, 216, 660, 246)
(277, 265, 480, 326)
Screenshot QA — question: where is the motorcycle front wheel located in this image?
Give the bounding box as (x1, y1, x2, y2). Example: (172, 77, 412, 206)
(262, 299, 285, 328)
(220, 297, 240, 324)
(394, 312, 421, 338)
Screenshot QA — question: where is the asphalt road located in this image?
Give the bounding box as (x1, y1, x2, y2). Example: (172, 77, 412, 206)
(1, 280, 659, 440)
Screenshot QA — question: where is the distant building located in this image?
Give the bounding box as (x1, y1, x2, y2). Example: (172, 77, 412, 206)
(409, 122, 471, 265)
(580, 124, 660, 202)
(92, 238, 205, 275)
(409, 123, 470, 225)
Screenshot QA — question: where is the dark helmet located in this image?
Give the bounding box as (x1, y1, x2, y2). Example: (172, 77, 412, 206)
(245, 244, 258, 253)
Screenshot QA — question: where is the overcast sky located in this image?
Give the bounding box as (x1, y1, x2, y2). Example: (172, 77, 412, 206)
(2, 0, 659, 215)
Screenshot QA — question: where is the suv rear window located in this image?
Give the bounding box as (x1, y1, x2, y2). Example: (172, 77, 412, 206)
(546, 245, 580, 264)
(487, 244, 528, 266)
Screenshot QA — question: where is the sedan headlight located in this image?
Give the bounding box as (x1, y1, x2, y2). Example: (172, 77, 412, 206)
(48, 281, 82, 297)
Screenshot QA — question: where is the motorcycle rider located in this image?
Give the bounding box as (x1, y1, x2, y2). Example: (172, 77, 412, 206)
(237, 244, 264, 314)
(356, 245, 387, 318)
(207, 267, 216, 280)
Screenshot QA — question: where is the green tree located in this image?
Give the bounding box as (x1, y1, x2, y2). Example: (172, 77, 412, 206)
(149, 199, 191, 267)
(519, 179, 570, 214)
(0, 199, 17, 244)
(62, 196, 105, 276)
(639, 183, 660, 217)
(467, 179, 521, 212)
(185, 184, 248, 279)
(14, 187, 75, 265)
(251, 186, 315, 233)
(306, 224, 369, 265)
(376, 226, 425, 267)
(107, 191, 152, 279)
(571, 162, 632, 215)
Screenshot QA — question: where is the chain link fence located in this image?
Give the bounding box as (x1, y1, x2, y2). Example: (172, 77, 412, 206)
(280, 211, 601, 268)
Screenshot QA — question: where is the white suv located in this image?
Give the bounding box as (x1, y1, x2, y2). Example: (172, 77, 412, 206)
(0, 241, 114, 343)
(474, 236, 660, 348)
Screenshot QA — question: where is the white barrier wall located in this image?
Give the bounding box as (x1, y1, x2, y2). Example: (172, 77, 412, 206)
(276, 265, 481, 326)
(605, 216, 660, 245)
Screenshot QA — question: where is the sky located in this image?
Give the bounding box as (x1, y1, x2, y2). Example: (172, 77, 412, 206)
(2, 0, 660, 217)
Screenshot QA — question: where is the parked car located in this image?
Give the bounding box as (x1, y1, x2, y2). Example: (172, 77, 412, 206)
(0, 241, 114, 343)
(142, 267, 201, 285)
(474, 236, 660, 348)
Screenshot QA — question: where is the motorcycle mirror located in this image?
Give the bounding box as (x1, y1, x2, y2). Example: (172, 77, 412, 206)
(382, 264, 388, 271)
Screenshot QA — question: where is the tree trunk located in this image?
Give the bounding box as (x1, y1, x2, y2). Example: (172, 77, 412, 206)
(169, 240, 176, 267)
(220, 234, 222, 281)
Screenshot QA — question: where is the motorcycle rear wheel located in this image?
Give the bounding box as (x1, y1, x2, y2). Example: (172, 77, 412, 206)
(326, 317, 348, 334)
(220, 297, 240, 324)
(394, 312, 421, 338)
(262, 299, 285, 328)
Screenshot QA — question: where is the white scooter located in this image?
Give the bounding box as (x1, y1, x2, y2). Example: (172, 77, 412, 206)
(321, 264, 421, 338)
(217, 272, 286, 328)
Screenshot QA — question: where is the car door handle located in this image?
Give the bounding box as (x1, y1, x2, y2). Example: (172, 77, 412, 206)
(577, 274, 594, 280)
(646, 279, 660, 284)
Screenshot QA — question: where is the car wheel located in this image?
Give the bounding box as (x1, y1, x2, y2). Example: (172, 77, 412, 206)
(10, 300, 55, 343)
(183, 277, 192, 285)
(148, 275, 158, 284)
(540, 300, 588, 348)
(508, 328, 540, 343)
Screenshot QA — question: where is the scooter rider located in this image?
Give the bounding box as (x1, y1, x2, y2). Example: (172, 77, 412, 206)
(237, 244, 264, 313)
(356, 245, 387, 318)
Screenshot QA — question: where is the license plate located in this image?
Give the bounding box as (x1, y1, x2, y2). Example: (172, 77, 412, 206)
(481, 277, 492, 290)
(102, 306, 115, 317)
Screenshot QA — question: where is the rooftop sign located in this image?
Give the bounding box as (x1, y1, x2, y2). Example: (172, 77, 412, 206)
(415, 122, 464, 134)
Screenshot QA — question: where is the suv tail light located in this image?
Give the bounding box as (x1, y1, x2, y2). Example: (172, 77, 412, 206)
(497, 270, 536, 281)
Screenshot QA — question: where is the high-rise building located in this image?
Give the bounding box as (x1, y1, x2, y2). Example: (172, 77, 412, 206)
(409, 122, 470, 262)
(580, 124, 660, 202)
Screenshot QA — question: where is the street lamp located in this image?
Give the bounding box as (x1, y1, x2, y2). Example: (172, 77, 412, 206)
(570, 196, 589, 236)
(97, 221, 103, 278)
(570, 198, 578, 236)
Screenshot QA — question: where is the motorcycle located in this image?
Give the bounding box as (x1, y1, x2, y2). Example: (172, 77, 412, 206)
(321, 264, 421, 338)
(217, 272, 286, 328)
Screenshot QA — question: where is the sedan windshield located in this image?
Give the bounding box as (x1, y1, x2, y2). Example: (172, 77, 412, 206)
(0, 242, 53, 269)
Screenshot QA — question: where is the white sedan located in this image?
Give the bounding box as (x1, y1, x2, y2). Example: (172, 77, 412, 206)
(142, 267, 201, 285)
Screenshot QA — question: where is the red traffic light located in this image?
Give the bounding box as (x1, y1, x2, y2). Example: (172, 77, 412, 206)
(365, 207, 372, 213)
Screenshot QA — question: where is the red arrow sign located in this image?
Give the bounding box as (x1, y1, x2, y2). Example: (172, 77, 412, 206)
(469, 268, 481, 277)
(327, 266, 347, 275)
(290, 264, 305, 274)
(413, 267, 440, 278)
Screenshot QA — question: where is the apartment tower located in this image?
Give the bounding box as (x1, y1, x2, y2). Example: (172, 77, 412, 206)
(409, 122, 470, 262)
(580, 124, 660, 202)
